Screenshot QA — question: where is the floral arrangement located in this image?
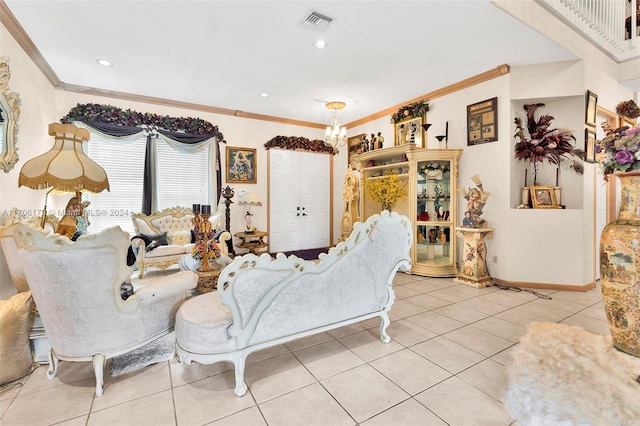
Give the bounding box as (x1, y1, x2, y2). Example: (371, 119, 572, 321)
(391, 100, 429, 123)
(616, 100, 640, 119)
(61, 103, 225, 140)
(595, 125, 640, 177)
(364, 170, 407, 211)
(264, 135, 336, 154)
(192, 236, 221, 262)
(513, 103, 583, 185)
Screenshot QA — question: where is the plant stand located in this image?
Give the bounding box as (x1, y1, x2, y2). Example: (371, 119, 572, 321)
(453, 227, 494, 288)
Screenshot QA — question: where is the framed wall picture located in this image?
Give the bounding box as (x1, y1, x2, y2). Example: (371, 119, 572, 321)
(394, 116, 424, 147)
(530, 186, 557, 209)
(619, 115, 637, 129)
(467, 97, 498, 146)
(226, 146, 257, 183)
(347, 133, 366, 168)
(585, 90, 598, 127)
(584, 127, 597, 163)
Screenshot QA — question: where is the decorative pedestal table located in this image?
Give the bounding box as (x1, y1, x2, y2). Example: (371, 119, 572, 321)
(178, 255, 220, 294)
(453, 227, 494, 288)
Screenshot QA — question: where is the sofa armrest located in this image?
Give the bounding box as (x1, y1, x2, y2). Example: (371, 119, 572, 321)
(134, 270, 197, 305)
(131, 237, 148, 254)
(216, 231, 232, 256)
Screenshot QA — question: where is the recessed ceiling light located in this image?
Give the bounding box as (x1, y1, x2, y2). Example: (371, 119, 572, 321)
(314, 39, 328, 49)
(96, 59, 113, 67)
(259, 93, 269, 98)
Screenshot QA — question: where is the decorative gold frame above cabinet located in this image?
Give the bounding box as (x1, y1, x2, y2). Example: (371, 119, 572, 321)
(354, 145, 462, 277)
(0, 57, 21, 173)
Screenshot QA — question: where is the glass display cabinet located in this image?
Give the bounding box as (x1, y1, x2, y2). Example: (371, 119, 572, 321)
(414, 149, 462, 276)
(354, 145, 462, 277)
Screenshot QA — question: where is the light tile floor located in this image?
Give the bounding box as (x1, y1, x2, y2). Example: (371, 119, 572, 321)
(0, 273, 608, 426)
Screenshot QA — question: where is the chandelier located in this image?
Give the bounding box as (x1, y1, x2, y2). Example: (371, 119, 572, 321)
(325, 101, 347, 149)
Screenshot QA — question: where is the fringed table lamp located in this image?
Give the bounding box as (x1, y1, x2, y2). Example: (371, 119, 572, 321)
(18, 123, 110, 229)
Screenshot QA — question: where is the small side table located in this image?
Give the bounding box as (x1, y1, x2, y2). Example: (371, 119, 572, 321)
(234, 230, 268, 254)
(453, 227, 494, 288)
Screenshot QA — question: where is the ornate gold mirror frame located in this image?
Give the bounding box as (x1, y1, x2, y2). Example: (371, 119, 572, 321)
(0, 57, 21, 172)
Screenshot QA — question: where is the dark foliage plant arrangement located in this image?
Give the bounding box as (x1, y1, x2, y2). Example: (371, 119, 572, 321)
(616, 100, 640, 119)
(61, 103, 225, 140)
(513, 103, 583, 186)
(264, 135, 336, 154)
(391, 101, 429, 124)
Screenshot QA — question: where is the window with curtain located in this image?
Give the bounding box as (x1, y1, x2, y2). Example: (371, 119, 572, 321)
(85, 138, 145, 234)
(85, 136, 212, 234)
(156, 138, 211, 211)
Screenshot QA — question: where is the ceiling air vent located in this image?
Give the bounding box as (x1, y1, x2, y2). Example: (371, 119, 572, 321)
(300, 11, 334, 31)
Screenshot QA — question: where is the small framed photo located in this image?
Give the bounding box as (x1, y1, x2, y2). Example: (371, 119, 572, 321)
(226, 146, 257, 184)
(467, 97, 498, 146)
(585, 90, 598, 127)
(394, 116, 424, 147)
(584, 127, 597, 163)
(530, 186, 557, 209)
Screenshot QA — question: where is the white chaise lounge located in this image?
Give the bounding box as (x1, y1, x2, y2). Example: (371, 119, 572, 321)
(175, 210, 412, 396)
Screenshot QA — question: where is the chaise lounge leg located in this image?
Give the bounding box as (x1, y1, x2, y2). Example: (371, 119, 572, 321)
(379, 313, 391, 343)
(231, 353, 248, 396)
(92, 353, 106, 397)
(46, 349, 59, 380)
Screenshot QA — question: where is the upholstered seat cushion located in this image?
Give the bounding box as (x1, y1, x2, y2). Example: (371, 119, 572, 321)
(175, 292, 235, 354)
(144, 244, 186, 258)
(0, 291, 34, 384)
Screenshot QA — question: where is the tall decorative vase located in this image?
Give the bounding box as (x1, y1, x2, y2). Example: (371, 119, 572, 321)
(600, 172, 640, 357)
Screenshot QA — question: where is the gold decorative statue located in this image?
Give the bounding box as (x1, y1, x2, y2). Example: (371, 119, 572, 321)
(55, 191, 90, 239)
(458, 175, 491, 228)
(339, 165, 360, 242)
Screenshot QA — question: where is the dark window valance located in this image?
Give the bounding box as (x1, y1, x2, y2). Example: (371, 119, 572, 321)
(60, 103, 226, 213)
(61, 103, 225, 140)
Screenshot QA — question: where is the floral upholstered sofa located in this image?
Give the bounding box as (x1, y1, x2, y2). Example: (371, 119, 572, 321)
(175, 211, 412, 396)
(131, 206, 231, 278)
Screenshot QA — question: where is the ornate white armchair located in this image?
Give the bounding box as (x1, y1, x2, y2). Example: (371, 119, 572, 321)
(12, 224, 197, 397)
(1, 209, 59, 295)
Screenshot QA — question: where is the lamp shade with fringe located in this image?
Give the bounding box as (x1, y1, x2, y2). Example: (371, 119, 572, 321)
(18, 123, 110, 193)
